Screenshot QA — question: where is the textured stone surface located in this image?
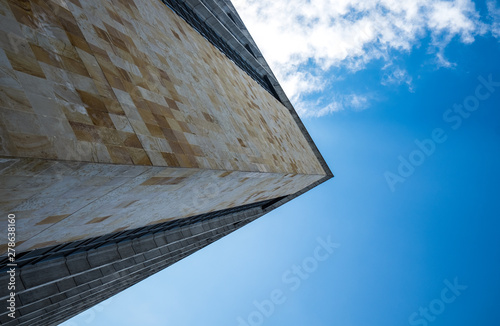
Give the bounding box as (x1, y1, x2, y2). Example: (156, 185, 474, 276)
(0, 0, 333, 324)
(0, 0, 328, 254)
(0, 0, 324, 175)
(0, 158, 323, 253)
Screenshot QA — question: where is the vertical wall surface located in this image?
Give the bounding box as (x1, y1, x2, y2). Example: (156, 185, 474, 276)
(0, 0, 333, 324)
(0, 157, 323, 253)
(0, 0, 328, 252)
(0, 0, 324, 174)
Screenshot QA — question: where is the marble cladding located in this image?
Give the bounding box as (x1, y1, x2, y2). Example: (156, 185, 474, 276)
(0, 157, 323, 254)
(0, 0, 328, 254)
(0, 0, 326, 175)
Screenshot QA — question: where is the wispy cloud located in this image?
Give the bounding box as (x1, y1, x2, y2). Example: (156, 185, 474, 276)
(232, 0, 492, 117)
(488, 1, 500, 38)
(381, 67, 414, 92)
(295, 93, 372, 118)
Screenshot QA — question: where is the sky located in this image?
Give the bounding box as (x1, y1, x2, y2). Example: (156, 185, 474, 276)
(63, 0, 500, 325)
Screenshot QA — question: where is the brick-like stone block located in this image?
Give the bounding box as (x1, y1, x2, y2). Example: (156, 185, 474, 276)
(181, 227, 192, 237)
(117, 241, 136, 259)
(65, 283, 90, 298)
(19, 298, 50, 315)
(65, 252, 91, 274)
(57, 292, 83, 306)
(16, 308, 46, 324)
(153, 233, 168, 246)
(87, 279, 103, 289)
(128, 264, 145, 274)
(144, 248, 162, 261)
(148, 255, 167, 267)
(189, 223, 204, 235)
(99, 264, 116, 276)
(19, 283, 59, 305)
(0, 313, 19, 325)
(0, 273, 24, 300)
(49, 292, 68, 304)
(201, 221, 212, 231)
(208, 219, 220, 229)
(20, 259, 70, 288)
(87, 245, 120, 268)
(165, 230, 182, 242)
(15, 274, 25, 292)
(113, 257, 135, 272)
(100, 273, 119, 285)
(167, 241, 182, 252)
(133, 254, 146, 264)
(132, 236, 157, 253)
(179, 238, 193, 248)
(159, 245, 171, 255)
(56, 278, 77, 292)
(192, 234, 206, 243)
(73, 269, 103, 286)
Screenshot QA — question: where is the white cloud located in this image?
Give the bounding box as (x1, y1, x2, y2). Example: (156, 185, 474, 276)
(232, 0, 486, 117)
(295, 93, 372, 118)
(488, 1, 500, 38)
(279, 70, 326, 104)
(381, 67, 414, 91)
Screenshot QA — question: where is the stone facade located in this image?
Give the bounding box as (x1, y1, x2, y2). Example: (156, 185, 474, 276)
(0, 0, 323, 174)
(0, 157, 323, 253)
(0, 0, 332, 324)
(0, 0, 328, 252)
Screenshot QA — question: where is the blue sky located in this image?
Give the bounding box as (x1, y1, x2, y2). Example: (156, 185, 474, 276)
(63, 1, 500, 325)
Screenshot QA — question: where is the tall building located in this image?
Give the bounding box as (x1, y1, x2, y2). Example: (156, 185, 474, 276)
(0, 0, 332, 324)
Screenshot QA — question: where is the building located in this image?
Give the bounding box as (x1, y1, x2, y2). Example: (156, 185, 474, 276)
(0, 0, 332, 324)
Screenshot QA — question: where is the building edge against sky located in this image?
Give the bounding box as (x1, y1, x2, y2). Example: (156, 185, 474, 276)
(0, 0, 332, 325)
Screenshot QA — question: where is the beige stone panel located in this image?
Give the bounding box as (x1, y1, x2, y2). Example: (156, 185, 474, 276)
(0, 158, 324, 254)
(0, 0, 325, 175)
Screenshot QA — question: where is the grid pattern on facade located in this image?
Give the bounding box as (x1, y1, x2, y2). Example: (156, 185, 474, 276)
(0, 197, 282, 270)
(0, 0, 326, 175)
